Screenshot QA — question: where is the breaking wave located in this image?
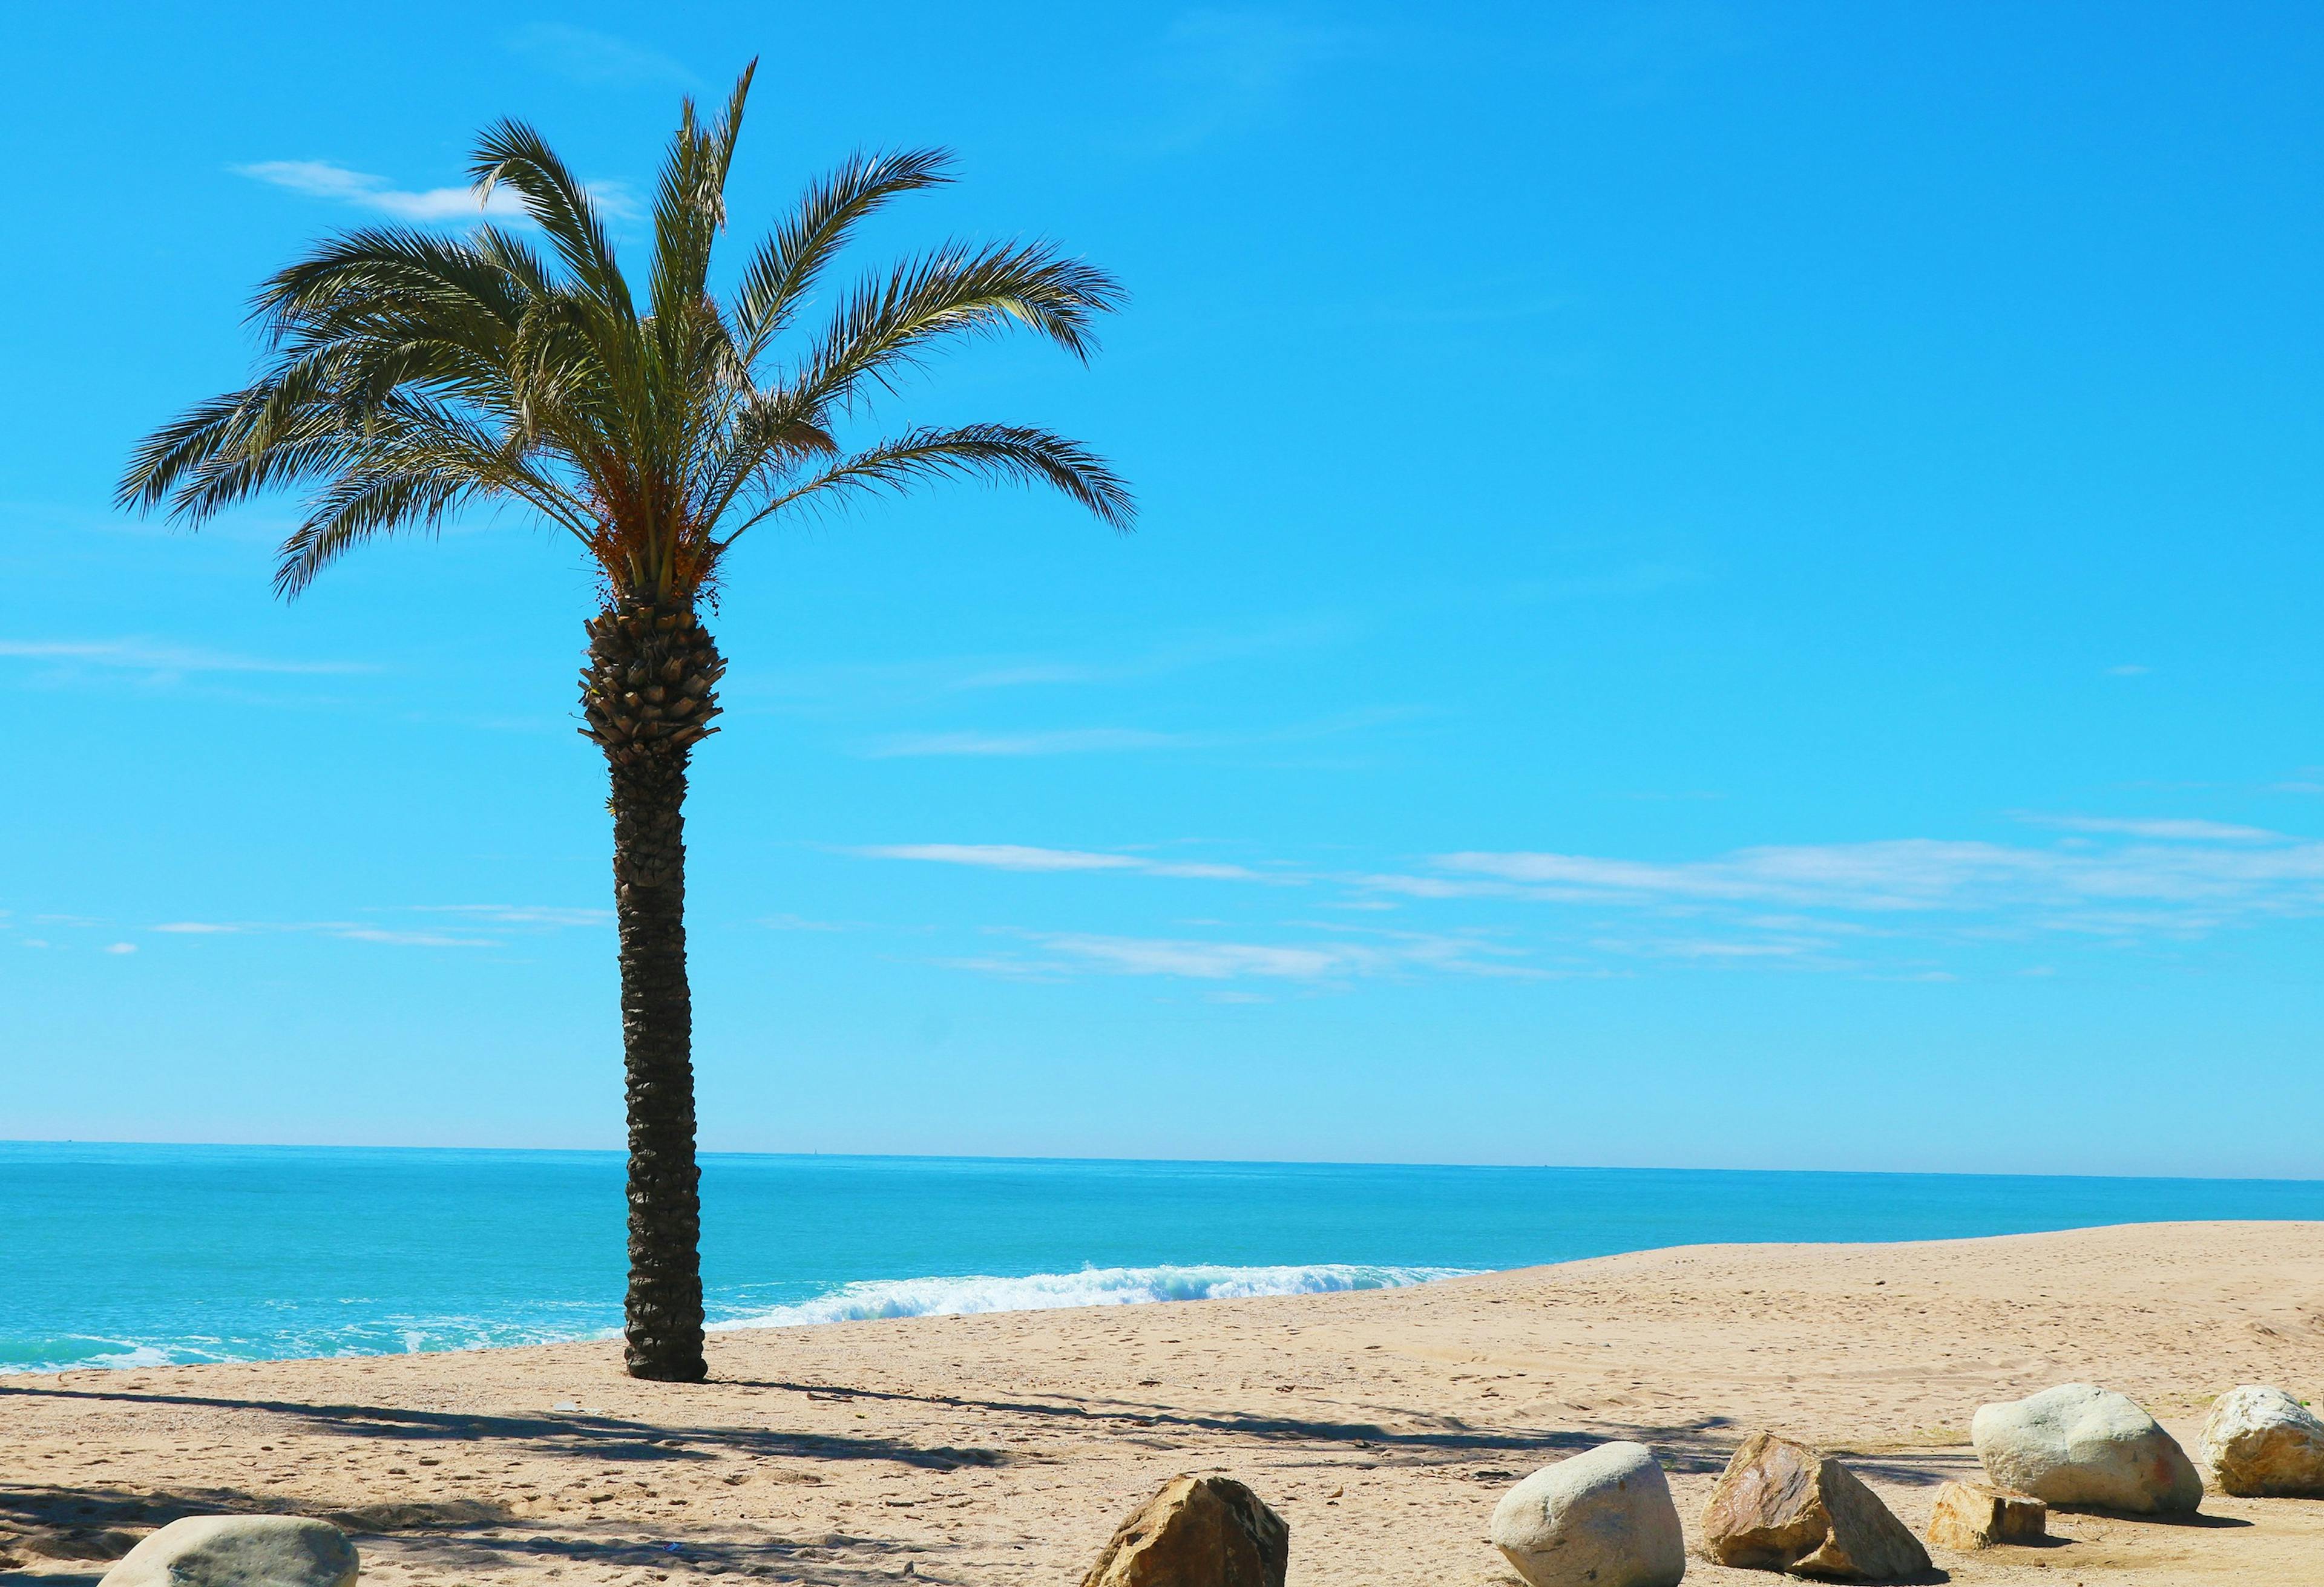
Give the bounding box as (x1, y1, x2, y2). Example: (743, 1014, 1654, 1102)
(708, 1261, 1468, 1330)
(4, 1265, 1468, 1373)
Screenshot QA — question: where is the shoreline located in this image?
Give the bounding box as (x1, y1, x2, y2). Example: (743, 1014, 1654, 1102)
(5, 1221, 2324, 1583)
(10, 1213, 2323, 1379)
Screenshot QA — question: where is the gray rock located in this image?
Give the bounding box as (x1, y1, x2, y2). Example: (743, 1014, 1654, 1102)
(1971, 1384, 2201, 1514)
(100, 1516, 359, 1587)
(1489, 1441, 1686, 1587)
(2200, 1384, 2324, 1497)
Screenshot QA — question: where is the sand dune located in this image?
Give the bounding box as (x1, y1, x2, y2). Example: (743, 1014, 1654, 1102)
(5, 1221, 2323, 1585)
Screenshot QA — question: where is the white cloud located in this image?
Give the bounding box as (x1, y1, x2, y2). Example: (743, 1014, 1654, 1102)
(146, 906, 602, 949)
(1143, 11, 1356, 149)
(858, 814, 2324, 981)
(410, 905, 613, 928)
(955, 929, 1540, 984)
(861, 844, 1146, 873)
(1046, 934, 1355, 980)
(507, 24, 695, 87)
(855, 843, 1275, 882)
(865, 728, 1198, 758)
(103, 943, 137, 955)
(151, 920, 493, 948)
(1417, 829, 2324, 920)
(0, 640, 372, 678)
(861, 706, 1417, 760)
(2023, 815, 2281, 843)
(236, 161, 637, 227)
(237, 161, 528, 223)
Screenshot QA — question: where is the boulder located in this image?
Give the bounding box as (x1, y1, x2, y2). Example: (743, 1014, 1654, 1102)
(2200, 1384, 2324, 1497)
(1923, 1481, 2044, 1550)
(1488, 1441, 1686, 1587)
(1971, 1384, 2201, 1514)
(100, 1517, 358, 1587)
(1701, 1430, 1931, 1580)
(1080, 1474, 1287, 1587)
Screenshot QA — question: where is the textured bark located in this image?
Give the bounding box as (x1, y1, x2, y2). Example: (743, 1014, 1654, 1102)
(581, 598, 726, 1382)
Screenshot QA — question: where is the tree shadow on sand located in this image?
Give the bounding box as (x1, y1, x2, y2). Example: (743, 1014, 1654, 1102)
(0, 1376, 2003, 1583)
(0, 1382, 1008, 1471)
(0, 1478, 984, 1586)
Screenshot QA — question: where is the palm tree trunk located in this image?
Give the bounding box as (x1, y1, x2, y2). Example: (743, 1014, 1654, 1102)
(582, 599, 726, 1383)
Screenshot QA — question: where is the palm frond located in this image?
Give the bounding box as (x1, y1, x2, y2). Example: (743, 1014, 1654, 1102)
(799, 241, 1125, 411)
(273, 470, 478, 598)
(728, 146, 953, 368)
(722, 423, 1134, 545)
(468, 119, 632, 319)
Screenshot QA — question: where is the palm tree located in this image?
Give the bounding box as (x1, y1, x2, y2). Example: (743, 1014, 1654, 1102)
(118, 65, 1132, 1382)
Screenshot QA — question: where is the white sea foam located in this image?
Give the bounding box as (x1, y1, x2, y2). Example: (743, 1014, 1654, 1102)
(0, 1264, 1465, 1373)
(707, 1261, 1468, 1330)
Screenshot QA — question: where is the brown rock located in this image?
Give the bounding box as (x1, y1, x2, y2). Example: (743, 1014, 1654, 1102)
(1924, 1480, 2044, 1549)
(1701, 1432, 1932, 1581)
(1080, 1474, 1288, 1587)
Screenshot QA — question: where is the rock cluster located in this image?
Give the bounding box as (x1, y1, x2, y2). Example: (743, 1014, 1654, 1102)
(1699, 1430, 1931, 1580)
(2200, 1384, 2324, 1497)
(99, 1517, 358, 1587)
(1488, 1441, 1686, 1587)
(1971, 1383, 2202, 1514)
(1923, 1480, 2044, 1550)
(1081, 1474, 1288, 1587)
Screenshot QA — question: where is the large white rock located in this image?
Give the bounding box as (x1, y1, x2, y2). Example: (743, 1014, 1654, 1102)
(1971, 1384, 2202, 1514)
(100, 1516, 359, 1587)
(1489, 1441, 1686, 1587)
(2201, 1385, 2324, 1497)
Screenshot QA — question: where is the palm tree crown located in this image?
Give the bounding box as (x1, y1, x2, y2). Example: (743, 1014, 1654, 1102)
(119, 61, 1132, 601)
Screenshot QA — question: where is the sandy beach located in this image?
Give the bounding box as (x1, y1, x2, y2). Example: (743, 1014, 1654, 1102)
(5, 1221, 2321, 1585)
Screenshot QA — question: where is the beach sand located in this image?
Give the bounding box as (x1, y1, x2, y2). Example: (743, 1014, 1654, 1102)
(5, 1221, 2322, 1585)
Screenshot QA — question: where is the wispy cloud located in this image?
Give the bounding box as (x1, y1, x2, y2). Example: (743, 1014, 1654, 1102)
(861, 844, 1143, 873)
(507, 24, 695, 87)
(152, 920, 494, 949)
(0, 639, 372, 679)
(950, 928, 1539, 984)
(1503, 561, 1705, 604)
(861, 707, 1419, 760)
(148, 905, 607, 950)
(1143, 10, 1358, 149)
(2023, 815, 2281, 843)
(865, 728, 1200, 758)
(236, 162, 637, 226)
(409, 905, 613, 928)
(236, 161, 529, 223)
(856, 843, 1275, 882)
(942, 620, 1355, 693)
(749, 618, 1357, 716)
(859, 812, 2324, 978)
(1382, 820, 2324, 942)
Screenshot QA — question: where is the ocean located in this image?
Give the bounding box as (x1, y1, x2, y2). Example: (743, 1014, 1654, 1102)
(7, 1141, 2322, 1375)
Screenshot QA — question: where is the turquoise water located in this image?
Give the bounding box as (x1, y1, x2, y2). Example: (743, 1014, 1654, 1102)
(6, 1141, 2322, 1373)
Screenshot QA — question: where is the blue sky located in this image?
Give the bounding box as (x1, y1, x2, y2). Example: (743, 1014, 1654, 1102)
(6, 3, 2324, 1176)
